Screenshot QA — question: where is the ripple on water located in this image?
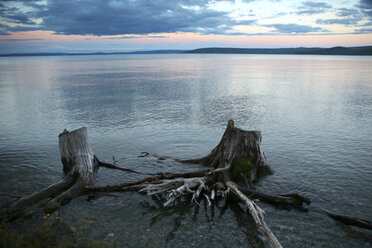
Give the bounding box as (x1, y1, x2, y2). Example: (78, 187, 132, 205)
(0, 54, 371, 247)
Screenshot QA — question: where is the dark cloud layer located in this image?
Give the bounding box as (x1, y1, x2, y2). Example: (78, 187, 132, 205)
(1, 0, 249, 36)
(0, 0, 371, 37)
(359, 0, 372, 9)
(358, 0, 372, 17)
(0, 0, 327, 37)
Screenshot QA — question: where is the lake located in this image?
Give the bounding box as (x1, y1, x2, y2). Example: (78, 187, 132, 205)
(0, 54, 371, 247)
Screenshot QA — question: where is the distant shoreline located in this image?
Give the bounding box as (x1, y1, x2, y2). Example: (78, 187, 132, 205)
(1, 46, 372, 57)
(184, 46, 372, 56)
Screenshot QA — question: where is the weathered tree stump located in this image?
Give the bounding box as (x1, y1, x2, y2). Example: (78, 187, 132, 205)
(0, 127, 99, 215)
(184, 120, 273, 186)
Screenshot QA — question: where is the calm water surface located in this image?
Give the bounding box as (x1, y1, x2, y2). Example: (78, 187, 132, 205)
(0, 54, 371, 247)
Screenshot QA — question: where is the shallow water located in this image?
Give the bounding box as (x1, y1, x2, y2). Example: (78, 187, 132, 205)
(0, 54, 371, 247)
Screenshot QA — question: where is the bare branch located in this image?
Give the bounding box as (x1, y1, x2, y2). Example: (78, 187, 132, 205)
(98, 159, 154, 175)
(226, 181, 282, 248)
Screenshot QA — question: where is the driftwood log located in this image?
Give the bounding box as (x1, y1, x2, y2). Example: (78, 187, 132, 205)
(325, 210, 372, 230)
(1, 120, 370, 248)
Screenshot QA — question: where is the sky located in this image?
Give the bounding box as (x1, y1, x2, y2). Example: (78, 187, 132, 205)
(0, 0, 372, 53)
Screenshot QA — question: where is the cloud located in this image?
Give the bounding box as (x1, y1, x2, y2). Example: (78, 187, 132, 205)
(21, 0, 248, 36)
(241, 0, 281, 1)
(316, 17, 362, 25)
(358, 0, 372, 9)
(266, 23, 325, 33)
(296, 9, 324, 15)
(1, 38, 44, 41)
(0, 22, 39, 33)
(0, 0, 258, 37)
(1, 13, 36, 25)
(89, 35, 170, 40)
(0, 4, 36, 25)
(301, 1, 331, 9)
(0, 0, 251, 36)
(314, 3, 364, 27)
(296, 1, 332, 15)
(357, 0, 372, 17)
(0, 0, 369, 38)
(236, 19, 256, 25)
(355, 27, 372, 33)
(336, 8, 359, 17)
(0, 23, 11, 35)
(0, 30, 11, 35)
(359, 20, 372, 26)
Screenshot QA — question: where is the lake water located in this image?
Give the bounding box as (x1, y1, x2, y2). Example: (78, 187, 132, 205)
(0, 54, 371, 247)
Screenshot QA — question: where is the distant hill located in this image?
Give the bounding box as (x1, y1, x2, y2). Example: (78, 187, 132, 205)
(128, 50, 185, 54)
(296, 46, 372, 55)
(184, 46, 372, 55)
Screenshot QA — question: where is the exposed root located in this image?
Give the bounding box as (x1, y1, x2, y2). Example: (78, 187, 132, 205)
(211, 190, 215, 200)
(133, 176, 283, 248)
(87, 168, 212, 191)
(204, 193, 211, 207)
(139, 177, 208, 207)
(227, 181, 282, 248)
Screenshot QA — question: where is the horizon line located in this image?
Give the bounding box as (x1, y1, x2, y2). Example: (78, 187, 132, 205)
(1, 45, 372, 57)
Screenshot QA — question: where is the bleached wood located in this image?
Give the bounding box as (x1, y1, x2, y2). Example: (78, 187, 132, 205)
(0, 127, 99, 215)
(44, 127, 98, 209)
(139, 177, 206, 195)
(59, 127, 96, 183)
(227, 181, 282, 248)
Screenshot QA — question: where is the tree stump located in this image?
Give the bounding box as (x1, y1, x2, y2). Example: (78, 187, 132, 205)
(185, 120, 273, 186)
(0, 127, 99, 215)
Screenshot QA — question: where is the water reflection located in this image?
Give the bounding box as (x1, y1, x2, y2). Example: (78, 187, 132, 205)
(139, 195, 265, 247)
(0, 54, 372, 247)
